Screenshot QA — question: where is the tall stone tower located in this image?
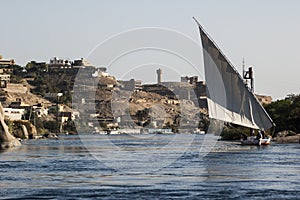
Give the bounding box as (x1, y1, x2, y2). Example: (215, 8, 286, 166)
(156, 68, 162, 84)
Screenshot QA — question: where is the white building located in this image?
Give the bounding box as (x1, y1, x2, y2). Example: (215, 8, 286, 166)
(92, 69, 108, 77)
(49, 57, 71, 67)
(0, 74, 10, 82)
(32, 104, 48, 117)
(73, 58, 91, 67)
(3, 108, 25, 121)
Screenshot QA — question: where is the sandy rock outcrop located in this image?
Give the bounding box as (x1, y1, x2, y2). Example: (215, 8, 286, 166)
(274, 130, 300, 143)
(0, 103, 21, 149)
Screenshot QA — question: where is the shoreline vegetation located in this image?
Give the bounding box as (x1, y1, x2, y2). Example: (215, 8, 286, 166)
(220, 126, 300, 144)
(221, 94, 300, 143)
(0, 62, 299, 148)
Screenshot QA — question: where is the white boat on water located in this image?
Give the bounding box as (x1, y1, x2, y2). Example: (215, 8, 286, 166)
(193, 18, 275, 145)
(193, 128, 206, 134)
(241, 137, 271, 145)
(106, 130, 120, 135)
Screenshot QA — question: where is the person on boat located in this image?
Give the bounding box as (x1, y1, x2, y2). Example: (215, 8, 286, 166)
(256, 130, 263, 140)
(261, 130, 266, 139)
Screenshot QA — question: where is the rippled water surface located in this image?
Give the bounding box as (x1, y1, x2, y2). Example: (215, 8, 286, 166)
(0, 134, 299, 199)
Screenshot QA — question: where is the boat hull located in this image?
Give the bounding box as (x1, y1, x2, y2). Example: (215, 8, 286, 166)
(241, 137, 271, 146)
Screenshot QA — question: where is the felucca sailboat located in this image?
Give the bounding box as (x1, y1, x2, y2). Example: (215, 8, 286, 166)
(193, 17, 275, 145)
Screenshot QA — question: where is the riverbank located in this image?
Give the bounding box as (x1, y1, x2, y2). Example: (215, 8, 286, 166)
(272, 130, 300, 143)
(273, 135, 300, 143)
(220, 127, 300, 144)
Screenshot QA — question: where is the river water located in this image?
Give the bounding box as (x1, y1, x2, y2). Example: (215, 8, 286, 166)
(0, 134, 299, 199)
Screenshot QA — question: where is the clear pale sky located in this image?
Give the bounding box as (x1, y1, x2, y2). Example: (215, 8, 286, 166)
(1, 0, 299, 100)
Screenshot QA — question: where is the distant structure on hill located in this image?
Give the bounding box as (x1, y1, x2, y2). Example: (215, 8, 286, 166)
(181, 76, 198, 84)
(48, 57, 95, 68)
(118, 79, 142, 91)
(151, 68, 272, 108)
(0, 56, 14, 87)
(72, 58, 91, 67)
(0, 55, 15, 66)
(156, 68, 162, 84)
(255, 94, 272, 105)
(48, 57, 72, 68)
(142, 69, 208, 108)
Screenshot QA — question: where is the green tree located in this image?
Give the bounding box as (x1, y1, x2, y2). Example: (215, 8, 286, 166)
(264, 94, 300, 133)
(44, 121, 60, 132)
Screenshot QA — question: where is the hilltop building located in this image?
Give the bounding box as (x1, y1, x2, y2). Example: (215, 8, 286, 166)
(146, 69, 208, 108)
(48, 57, 72, 68)
(0, 57, 13, 87)
(47, 57, 102, 70)
(72, 58, 91, 67)
(118, 79, 142, 91)
(0, 68, 13, 74)
(181, 76, 198, 84)
(0, 55, 15, 66)
(255, 94, 272, 105)
(0, 74, 10, 83)
(92, 68, 109, 77)
(156, 68, 162, 84)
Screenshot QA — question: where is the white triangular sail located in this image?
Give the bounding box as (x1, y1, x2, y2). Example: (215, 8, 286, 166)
(194, 18, 274, 130)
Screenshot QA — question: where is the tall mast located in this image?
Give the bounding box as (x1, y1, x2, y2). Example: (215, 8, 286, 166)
(242, 59, 254, 92)
(242, 58, 245, 78)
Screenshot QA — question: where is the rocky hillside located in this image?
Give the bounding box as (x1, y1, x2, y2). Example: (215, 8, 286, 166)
(0, 81, 51, 107)
(93, 76, 208, 131)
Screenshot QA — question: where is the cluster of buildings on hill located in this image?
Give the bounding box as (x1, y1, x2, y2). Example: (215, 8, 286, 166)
(0, 55, 88, 134)
(0, 55, 14, 88)
(0, 55, 15, 66)
(26, 57, 107, 72)
(0, 54, 274, 134)
(44, 57, 92, 68)
(0, 84, 80, 133)
(71, 65, 274, 133)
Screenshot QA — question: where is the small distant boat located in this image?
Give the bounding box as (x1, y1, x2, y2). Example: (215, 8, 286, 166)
(42, 133, 59, 139)
(241, 137, 271, 145)
(106, 130, 120, 135)
(193, 128, 205, 134)
(193, 17, 275, 146)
